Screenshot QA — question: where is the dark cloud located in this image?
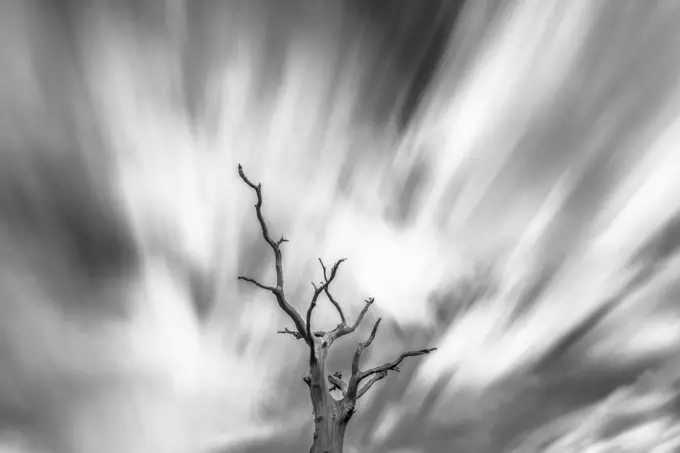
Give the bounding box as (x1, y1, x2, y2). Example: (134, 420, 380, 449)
(630, 210, 680, 271)
(0, 0, 140, 317)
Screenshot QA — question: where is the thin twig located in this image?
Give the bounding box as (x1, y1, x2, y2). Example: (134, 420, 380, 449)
(359, 348, 437, 381)
(237, 276, 274, 291)
(351, 318, 382, 375)
(319, 258, 347, 325)
(306, 258, 346, 339)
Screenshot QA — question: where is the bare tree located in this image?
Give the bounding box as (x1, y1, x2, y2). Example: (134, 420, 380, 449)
(236, 165, 437, 453)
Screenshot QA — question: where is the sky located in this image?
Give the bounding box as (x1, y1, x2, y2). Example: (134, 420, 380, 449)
(1, 0, 680, 452)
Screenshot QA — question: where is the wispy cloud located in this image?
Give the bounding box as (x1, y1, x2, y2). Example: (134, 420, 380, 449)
(2, 1, 680, 452)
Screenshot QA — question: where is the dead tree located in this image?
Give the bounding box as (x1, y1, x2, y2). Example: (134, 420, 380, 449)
(236, 165, 436, 453)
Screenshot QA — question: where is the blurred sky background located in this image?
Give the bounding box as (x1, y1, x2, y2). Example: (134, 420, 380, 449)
(1, 0, 680, 452)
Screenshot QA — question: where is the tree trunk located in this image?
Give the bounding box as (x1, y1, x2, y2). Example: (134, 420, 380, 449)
(309, 410, 348, 453)
(308, 344, 352, 453)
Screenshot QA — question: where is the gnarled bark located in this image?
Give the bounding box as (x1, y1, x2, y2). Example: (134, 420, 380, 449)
(237, 165, 436, 453)
(307, 344, 353, 453)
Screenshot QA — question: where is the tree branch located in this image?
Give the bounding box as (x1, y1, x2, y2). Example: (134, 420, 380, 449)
(237, 164, 310, 344)
(351, 318, 382, 375)
(278, 327, 304, 339)
(327, 372, 347, 394)
(306, 282, 320, 339)
(328, 297, 376, 342)
(319, 258, 347, 325)
(344, 318, 436, 401)
(277, 327, 324, 340)
(306, 258, 346, 339)
(364, 318, 381, 348)
(358, 348, 437, 382)
(237, 276, 274, 291)
(356, 371, 388, 399)
(237, 165, 281, 269)
(350, 298, 375, 332)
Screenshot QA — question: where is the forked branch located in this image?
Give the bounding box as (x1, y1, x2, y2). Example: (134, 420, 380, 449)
(358, 348, 437, 381)
(278, 327, 326, 340)
(237, 164, 310, 345)
(345, 317, 436, 401)
(327, 297, 376, 343)
(306, 258, 346, 338)
(319, 258, 347, 325)
(351, 318, 382, 375)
